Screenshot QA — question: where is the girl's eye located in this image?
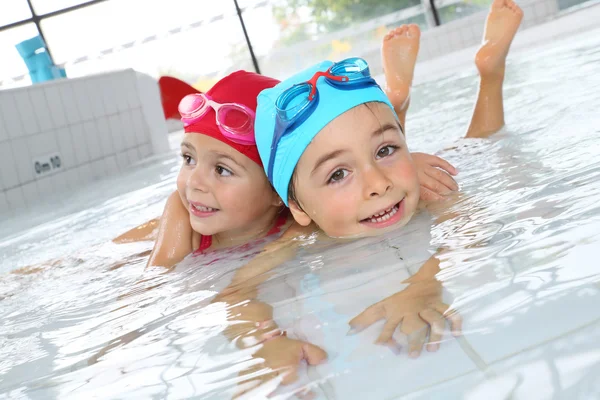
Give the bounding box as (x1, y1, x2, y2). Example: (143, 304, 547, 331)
(181, 153, 196, 166)
(376, 145, 399, 159)
(328, 169, 348, 184)
(216, 165, 233, 177)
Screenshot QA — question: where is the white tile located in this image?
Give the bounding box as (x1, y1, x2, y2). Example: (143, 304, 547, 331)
(449, 30, 463, 52)
(10, 138, 34, 184)
(109, 114, 126, 153)
(29, 88, 53, 133)
(437, 35, 452, 56)
(86, 78, 107, 118)
(70, 123, 91, 164)
(56, 127, 76, 169)
(120, 111, 136, 149)
(131, 108, 148, 146)
(116, 151, 129, 171)
(545, 0, 558, 15)
(469, 319, 600, 400)
(112, 73, 131, 112)
(5, 186, 26, 214)
(83, 121, 102, 161)
(59, 83, 82, 124)
(104, 155, 119, 176)
(63, 168, 81, 190)
(0, 143, 19, 190)
(100, 75, 119, 116)
(123, 70, 141, 109)
(13, 90, 40, 136)
(0, 92, 25, 139)
(26, 131, 59, 158)
(309, 336, 479, 399)
(522, 5, 536, 23)
(0, 190, 8, 216)
(36, 175, 55, 198)
(534, 1, 548, 19)
(90, 159, 106, 180)
(0, 108, 7, 143)
(44, 85, 67, 129)
(21, 181, 39, 209)
(460, 27, 475, 46)
(427, 37, 441, 59)
(52, 171, 69, 193)
(139, 143, 153, 159)
(127, 148, 139, 166)
(471, 24, 484, 44)
(96, 118, 114, 157)
(460, 280, 600, 365)
(76, 164, 93, 184)
(401, 370, 487, 400)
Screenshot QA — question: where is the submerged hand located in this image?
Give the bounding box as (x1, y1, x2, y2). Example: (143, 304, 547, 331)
(411, 152, 458, 202)
(235, 335, 327, 399)
(348, 279, 462, 357)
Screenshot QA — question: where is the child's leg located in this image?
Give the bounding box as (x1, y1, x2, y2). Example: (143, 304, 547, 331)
(382, 24, 421, 135)
(466, 0, 523, 138)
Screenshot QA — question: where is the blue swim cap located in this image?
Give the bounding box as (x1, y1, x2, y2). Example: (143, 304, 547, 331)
(255, 60, 396, 206)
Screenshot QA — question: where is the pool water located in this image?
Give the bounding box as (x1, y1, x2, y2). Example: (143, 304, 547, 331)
(1, 28, 600, 399)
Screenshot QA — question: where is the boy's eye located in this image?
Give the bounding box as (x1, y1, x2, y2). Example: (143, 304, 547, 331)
(328, 169, 348, 184)
(216, 165, 233, 177)
(376, 145, 398, 159)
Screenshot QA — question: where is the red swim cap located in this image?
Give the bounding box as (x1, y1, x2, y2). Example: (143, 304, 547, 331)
(183, 70, 280, 166)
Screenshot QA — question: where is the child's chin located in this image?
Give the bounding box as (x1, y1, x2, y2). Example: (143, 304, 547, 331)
(190, 220, 220, 236)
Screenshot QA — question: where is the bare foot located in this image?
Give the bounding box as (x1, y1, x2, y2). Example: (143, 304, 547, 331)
(381, 24, 421, 117)
(475, 0, 523, 79)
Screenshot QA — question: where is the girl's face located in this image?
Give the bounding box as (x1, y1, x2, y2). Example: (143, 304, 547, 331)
(177, 134, 281, 241)
(289, 103, 420, 238)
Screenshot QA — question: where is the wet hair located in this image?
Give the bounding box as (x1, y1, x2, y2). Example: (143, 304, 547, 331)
(286, 102, 387, 210)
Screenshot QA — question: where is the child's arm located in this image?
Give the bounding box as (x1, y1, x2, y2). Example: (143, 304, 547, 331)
(147, 191, 194, 268)
(214, 222, 316, 341)
(349, 253, 462, 357)
(112, 218, 160, 244)
(212, 222, 326, 394)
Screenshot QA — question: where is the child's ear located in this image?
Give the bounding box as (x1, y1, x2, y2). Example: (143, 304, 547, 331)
(288, 199, 312, 226)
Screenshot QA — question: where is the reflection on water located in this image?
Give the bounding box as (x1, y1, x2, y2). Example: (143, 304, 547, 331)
(2, 29, 600, 399)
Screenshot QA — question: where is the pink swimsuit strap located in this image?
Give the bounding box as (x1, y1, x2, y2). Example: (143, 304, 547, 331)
(196, 211, 288, 253)
(198, 234, 213, 252)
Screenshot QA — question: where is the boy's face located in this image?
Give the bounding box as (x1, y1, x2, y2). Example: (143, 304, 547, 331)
(177, 134, 279, 238)
(290, 103, 420, 238)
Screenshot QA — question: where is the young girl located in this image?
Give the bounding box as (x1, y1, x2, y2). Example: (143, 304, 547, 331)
(142, 71, 294, 268)
(216, 0, 523, 395)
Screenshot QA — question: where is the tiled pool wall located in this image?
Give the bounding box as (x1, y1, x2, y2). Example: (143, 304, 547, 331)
(0, 69, 168, 217)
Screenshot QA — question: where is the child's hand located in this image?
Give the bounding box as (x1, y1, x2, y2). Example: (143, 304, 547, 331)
(235, 335, 327, 398)
(411, 152, 458, 202)
(348, 279, 462, 358)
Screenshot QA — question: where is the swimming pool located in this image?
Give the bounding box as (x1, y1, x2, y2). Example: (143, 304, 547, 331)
(1, 26, 600, 399)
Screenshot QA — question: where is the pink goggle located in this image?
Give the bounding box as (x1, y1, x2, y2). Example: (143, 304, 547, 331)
(178, 93, 256, 145)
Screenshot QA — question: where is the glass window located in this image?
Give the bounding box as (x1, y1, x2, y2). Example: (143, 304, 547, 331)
(41, 0, 254, 90)
(0, 0, 32, 27)
(241, 0, 425, 80)
(0, 24, 38, 89)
